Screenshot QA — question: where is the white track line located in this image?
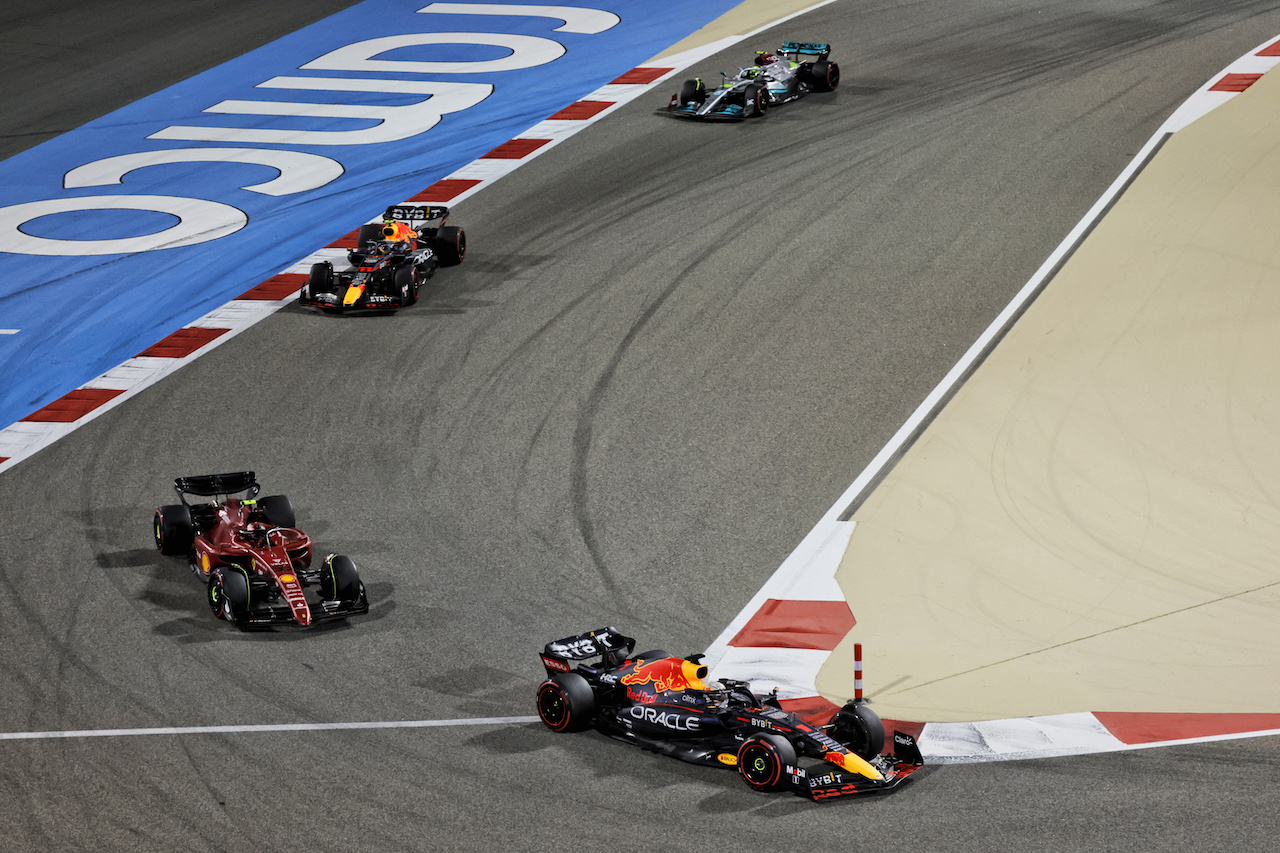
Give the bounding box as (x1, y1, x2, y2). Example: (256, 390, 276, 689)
(0, 715, 540, 742)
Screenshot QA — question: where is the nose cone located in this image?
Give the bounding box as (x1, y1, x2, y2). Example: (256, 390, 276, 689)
(825, 750, 884, 781)
(277, 573, 312, 626)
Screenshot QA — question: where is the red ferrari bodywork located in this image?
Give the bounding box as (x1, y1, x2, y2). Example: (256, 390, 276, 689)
(192, 500, 316, 625)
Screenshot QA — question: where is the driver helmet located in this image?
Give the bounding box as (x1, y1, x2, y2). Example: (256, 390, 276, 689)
(744, 66, 762, 79)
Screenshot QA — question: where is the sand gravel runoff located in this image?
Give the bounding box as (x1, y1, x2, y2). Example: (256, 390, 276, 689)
(820, 59, 1280, 723)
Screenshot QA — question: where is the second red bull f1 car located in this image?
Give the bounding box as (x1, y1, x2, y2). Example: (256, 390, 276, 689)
(536, 627, 923, 800)
(299, 204, 466, 313)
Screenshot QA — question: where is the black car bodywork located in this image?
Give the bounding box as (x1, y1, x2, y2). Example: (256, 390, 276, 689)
(535, 627, 923, 800)
(299, 205, 466, 312)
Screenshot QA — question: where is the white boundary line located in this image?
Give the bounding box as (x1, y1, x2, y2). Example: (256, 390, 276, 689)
(0, 715, 540, 742)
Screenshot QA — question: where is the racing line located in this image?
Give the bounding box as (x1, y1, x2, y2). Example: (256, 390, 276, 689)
(4, 7, 1278, 759)
(9, 37, 1277, 753)
(0, 0, 838, 746)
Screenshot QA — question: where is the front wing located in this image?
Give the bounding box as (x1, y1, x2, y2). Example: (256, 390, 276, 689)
(791, 733, 925, 801)
(669, 102, 749, 121)
(235, 596, 369, 628)
(299, 284, 407, 312)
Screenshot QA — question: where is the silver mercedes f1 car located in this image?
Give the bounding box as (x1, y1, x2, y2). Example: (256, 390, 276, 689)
(668, 42, 840, 121)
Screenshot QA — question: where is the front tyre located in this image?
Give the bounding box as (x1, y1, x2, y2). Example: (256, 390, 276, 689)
(208, 567, 250, 627)
(737, 733, 797, 793)
(321, 554, 363, 604)
(394, 265, 417, 306)
(679, 78, 706, 105)
(536, 672, 594, 732)
(827, 701, 885, 760)
(745, 83, 767, 117)
(308, 261, 334, 296)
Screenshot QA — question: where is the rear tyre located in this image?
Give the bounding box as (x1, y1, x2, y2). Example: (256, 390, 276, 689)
(321, 554, 363, 604)
(631, 649, 672, 661)
(208, 567, 249, 626)
(737, 733, 797, 792)
(536, 672, 594, 732)
(356, 223, 383, 253)
(679, 78, 706, 105)
(827, 702, 885, 760)
(810, 59, 839, 92)
(154, 505, 193, 555)
(433, 226, 466, 266)
(257, 494, 295, 529)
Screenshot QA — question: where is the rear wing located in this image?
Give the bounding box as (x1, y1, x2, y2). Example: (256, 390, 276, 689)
(540, 627, 635, 674)
(383, 205, 450, 225)
(173, 471, 260, 501)
(780, 41, 831, 60)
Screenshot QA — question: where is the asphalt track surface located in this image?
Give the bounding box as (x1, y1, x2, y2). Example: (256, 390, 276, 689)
(4, 1, 1280, 850)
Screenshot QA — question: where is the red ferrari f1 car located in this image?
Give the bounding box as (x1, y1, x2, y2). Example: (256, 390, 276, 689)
(535, 627, 923, 800)
(152, 472, 368, 629)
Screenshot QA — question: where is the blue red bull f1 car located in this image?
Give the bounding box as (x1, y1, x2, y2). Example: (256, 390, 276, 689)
(667, 42, 840, 121)
(299, 204, 465, 313)
(535, 627, 923, 800)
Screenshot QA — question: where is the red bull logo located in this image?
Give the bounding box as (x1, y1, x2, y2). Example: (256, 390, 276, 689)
(619, 657, 709, 693)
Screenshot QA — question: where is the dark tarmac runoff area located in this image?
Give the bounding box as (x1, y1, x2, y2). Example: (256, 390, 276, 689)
(3, 1, 1280, 850)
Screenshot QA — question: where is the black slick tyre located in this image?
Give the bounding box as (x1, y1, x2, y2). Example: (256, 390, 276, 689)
(536, 672, 594, 732)
(356, 223, 383, 253)
(827, 701, 885, 760)
(631, 649, 671, 661)
(394, 265, 416, 306)
(811, 59, 839, 91)
(737, 733, 797, 792)
(154, 504, 194, 555)
(208, 566, 249, 627)
(321, 554, 362, 603)
(745, 83, 767, 117)
(433, 226, 466, 266)
(679, 78, 705, 105)
(257, 494, 295, 529)
(308, 261, 333, 295)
